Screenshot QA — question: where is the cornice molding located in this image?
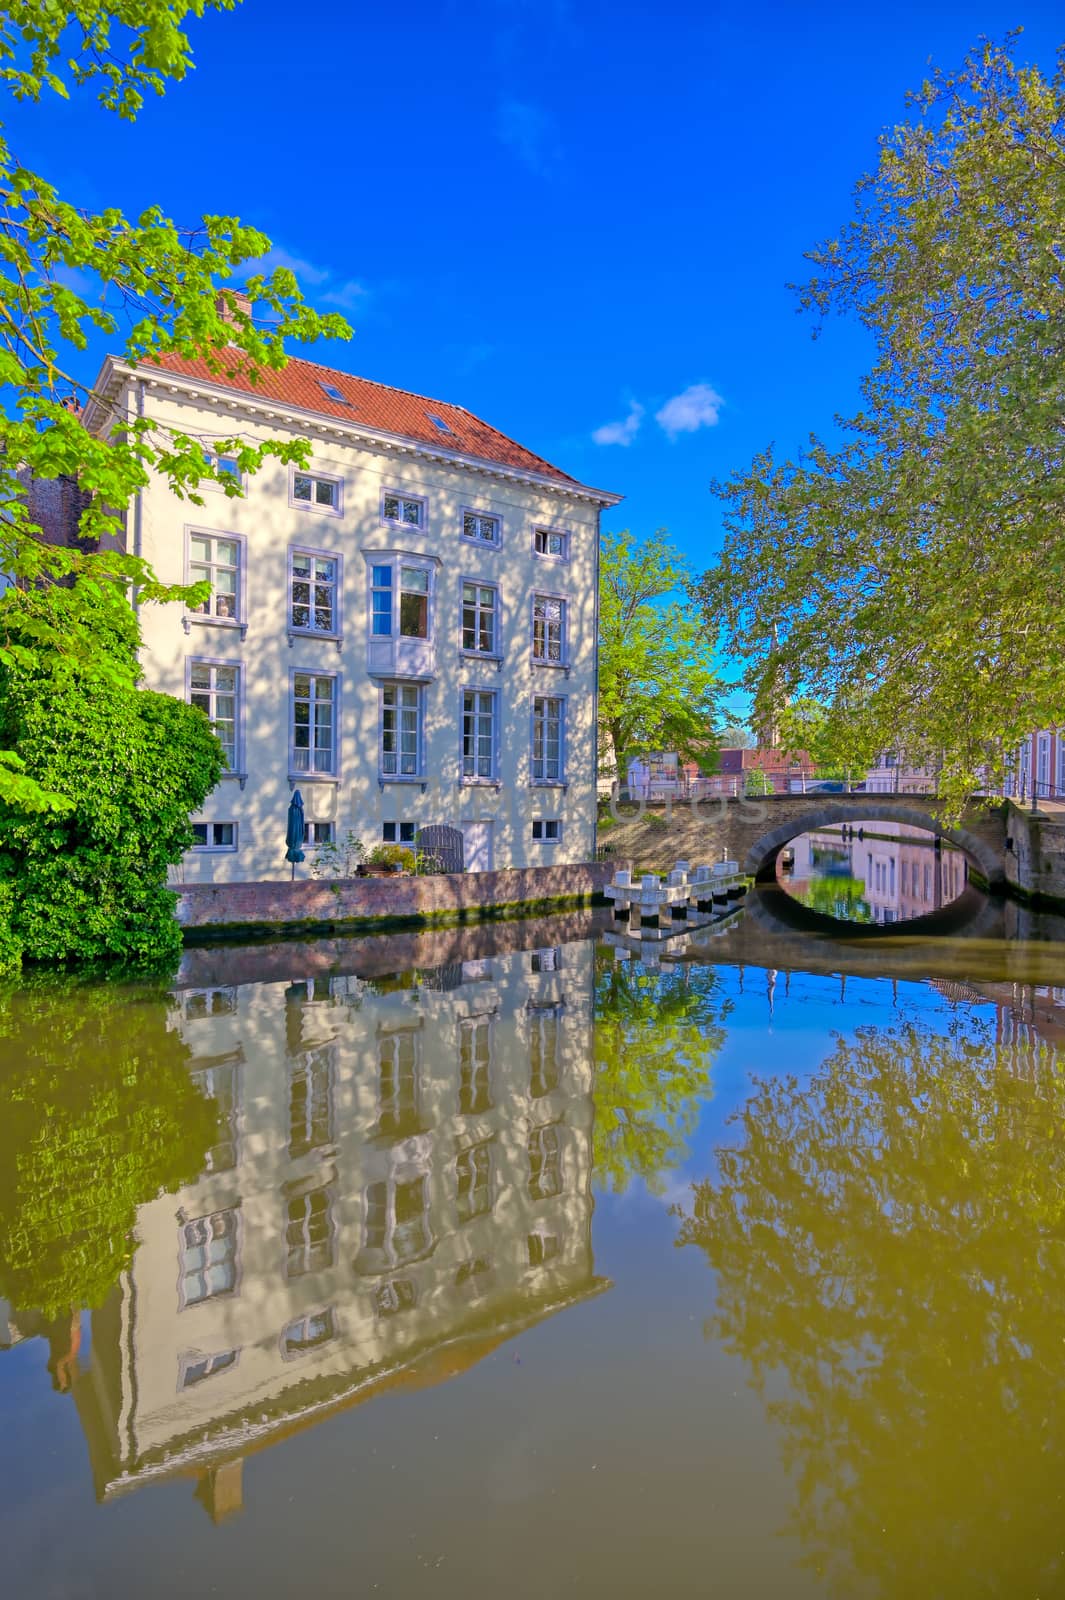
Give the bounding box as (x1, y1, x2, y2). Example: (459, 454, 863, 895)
(85, 357, 624, 509)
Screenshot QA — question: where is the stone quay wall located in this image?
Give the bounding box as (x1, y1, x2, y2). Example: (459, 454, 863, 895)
(175, 862, 624, 941)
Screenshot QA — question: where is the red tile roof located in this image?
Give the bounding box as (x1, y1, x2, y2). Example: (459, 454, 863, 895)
(139, 348, 588, 489)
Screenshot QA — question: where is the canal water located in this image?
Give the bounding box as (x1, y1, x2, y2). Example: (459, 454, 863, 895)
(778, 822, 969, 924)
(3, 885, 1065, 1597)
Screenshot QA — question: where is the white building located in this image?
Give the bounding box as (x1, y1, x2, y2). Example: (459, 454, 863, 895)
(83, 343, 621, 880)
(70, 937, 605, 1512)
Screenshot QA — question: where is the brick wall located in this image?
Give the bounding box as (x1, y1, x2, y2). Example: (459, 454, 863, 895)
(175, 862, 624, 939)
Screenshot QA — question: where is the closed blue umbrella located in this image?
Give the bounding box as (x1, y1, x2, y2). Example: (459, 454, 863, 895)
(285, 789, 306, 880)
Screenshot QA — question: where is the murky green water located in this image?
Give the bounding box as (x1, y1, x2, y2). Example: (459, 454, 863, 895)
(3, 894, 1065, 1596)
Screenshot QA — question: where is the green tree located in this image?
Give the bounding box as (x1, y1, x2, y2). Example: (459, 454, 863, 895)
(592, 948, 728, 1193)
(599, 529, 719, 779)
(677, 1016, 1065, 1596)
(693, 39, 1065, 811)
(0, 586, 224, 966)
(0, 0, 350, 814)
(775, 698, 866, 785)
(0, 974, 219, 1320)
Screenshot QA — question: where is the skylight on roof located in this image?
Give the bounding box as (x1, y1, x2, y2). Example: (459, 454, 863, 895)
(427, 412, 454, 435)
(319, 380, 351, 404)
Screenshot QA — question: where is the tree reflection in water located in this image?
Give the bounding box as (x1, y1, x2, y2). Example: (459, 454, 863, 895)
(593, 948, 730, 1194)
(0, 978, 220, 1324)
(676, 1017, 1065, 1597)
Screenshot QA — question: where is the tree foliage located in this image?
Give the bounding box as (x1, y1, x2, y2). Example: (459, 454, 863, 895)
(0, 973, 219, 1320)
(694, 38, 1065, 809)
(677, 1016, 1065, 1596)
(592, 948, 728, 1193)
(599, 529, 719, 776)
(0, 586, 224, 965)
(0, 0, 350, 812)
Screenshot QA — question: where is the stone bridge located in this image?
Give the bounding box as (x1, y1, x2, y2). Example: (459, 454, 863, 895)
(604, 793, 1010, 891)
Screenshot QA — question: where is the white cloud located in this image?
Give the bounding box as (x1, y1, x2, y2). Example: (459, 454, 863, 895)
(239, 246, 370, 321)
(53, 262, 94, 296)
(496, 98, 561, 175)
(655, 383, 724, 440)
(246, 246, 330, 286)
(592, 400, 644, 447)
(321, 280, 370, 313)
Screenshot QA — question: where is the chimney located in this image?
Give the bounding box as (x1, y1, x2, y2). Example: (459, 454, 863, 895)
(215, 288, 253, 328)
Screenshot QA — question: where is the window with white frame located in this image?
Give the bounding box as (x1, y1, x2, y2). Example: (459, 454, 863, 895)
(188, 531, 241, 623)
(290, 549, 340, 637)
(304, 820, 335, 846)
(532, 695, 563, 782)
(378, 1027, 420, 1138)
(189, 660, 240, 771)
(191, 821, 237, 851)
(364, 1176, 433, 1266)
(284, 1179, 334, 1277)
(531, 946, 562, 973)
(459, 1015, 493, 1114)
(527, 1232, 559, 1266)
(179, 1347, 239, 1389)
(375, 1279, 416, 1317)
(382, 490, 426, 529)
(532, 595, 566, 664)
(179, 1208, 239, 1307)
(381, 683, 423, 776)
(292, 469, 341, 513)
(289, 1045, 333, 1160)
(532, 818, 561, 843)
(291, 672, 337, 775)
(202, 448, 242, 486)
(463, 510, 500, 547)
(383, 821, 417, 844)
(528, 1124, 562, 1201)
(190, 1057, 240, 1174)
(529, 1002, 562, 1099)
(370, 562, 432, 639)
(281, 1308, 336, 1358)
(462, 689, 497, 780)
(371, 564, 393, 636)
(461, 582, 498, 655)
(456, 1140, 492, 1224)
(399, 565, 430, 637)
(534, 527, 569, 560)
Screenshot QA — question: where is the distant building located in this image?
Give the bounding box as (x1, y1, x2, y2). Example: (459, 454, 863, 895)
(864, 751, 936, 794)
(714, 746, 818, 795)
(625, 754, 705, 801)
(1004, 728, 1065, 803)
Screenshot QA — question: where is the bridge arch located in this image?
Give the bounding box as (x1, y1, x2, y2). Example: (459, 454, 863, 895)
(741, 801, 1006, 892)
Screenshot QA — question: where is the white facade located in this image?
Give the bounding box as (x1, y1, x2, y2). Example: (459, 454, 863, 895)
(72, 937, 604, 1509)
(85, 356, 620, 881)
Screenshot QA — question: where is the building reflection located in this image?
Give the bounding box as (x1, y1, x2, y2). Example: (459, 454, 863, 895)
(72, 941, 605, 1517)
(782, 823, 967, 923)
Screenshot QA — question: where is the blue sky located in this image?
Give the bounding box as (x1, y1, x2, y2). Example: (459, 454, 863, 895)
(20, 2, 1065, 589)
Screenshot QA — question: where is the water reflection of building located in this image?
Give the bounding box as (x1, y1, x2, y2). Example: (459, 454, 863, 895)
(784, 825, 967, 923)
(73, 943, 605, 1516)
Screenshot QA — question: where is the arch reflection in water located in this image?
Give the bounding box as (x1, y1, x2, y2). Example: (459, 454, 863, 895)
(778, 822, 968, 924)
(74, 943, 606, 1515)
